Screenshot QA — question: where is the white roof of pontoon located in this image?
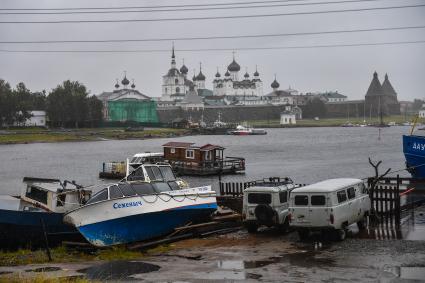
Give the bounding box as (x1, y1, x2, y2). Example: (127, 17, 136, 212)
(132, 152, 163, 158)
(291, 178, 362, 193)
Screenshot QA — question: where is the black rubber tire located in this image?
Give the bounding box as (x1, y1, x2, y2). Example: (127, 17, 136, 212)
(278, 217, 290, 233)
(254, 204, 274, 226)
(357, 214, 368, 230)
(298, 230, 309, 241)
(335, 228, 346, 241)
(245, 222, 258, 233)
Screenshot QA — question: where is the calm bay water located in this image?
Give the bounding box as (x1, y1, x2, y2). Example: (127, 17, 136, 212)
(0, 126, 410, 195)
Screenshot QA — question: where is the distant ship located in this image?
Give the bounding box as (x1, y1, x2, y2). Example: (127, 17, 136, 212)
(403, 135, 425, 179)
(228, 125, 267, 135)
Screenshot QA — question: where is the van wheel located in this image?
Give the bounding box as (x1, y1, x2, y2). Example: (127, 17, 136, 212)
(357, 215, 368, 230)
(245, 223, 258, 233)
(335, 228, 346, 241)
(298, 230, 309, 241)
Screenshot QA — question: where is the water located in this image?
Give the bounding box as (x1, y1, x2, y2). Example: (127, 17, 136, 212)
(0, 126, 410, 195)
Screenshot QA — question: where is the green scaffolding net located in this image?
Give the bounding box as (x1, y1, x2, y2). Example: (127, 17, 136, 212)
(107, 99, 159, 123)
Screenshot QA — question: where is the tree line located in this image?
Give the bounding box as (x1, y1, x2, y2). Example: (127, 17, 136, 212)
(0, 79, 103, 128)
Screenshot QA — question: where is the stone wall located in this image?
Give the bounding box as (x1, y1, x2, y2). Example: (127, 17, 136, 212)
(157, 105, 287, 124)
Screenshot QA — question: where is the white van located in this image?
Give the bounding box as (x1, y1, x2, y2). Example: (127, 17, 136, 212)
(289, 178, 370, 241)
(242, 178, 296, 233)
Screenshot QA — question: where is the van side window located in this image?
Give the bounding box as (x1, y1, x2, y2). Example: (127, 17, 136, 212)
(279, 191, 288, 203)
(347, 187, 355, 199)
(337, 190, 347, 203)
(294, 195, 308, 206)
(311, 195, 326, 206)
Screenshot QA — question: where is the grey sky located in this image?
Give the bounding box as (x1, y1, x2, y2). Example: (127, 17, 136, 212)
(0, 0, 424, 101)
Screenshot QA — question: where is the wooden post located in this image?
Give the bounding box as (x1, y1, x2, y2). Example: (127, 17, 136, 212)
(389, 186, 394, 226)
(40, 218, 52, 262)
(379, 185, 384, 223)
(384, 186, 389, 226)
(395, 175, 401, 227)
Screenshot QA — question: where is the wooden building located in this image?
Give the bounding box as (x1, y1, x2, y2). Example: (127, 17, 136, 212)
(162, 142, 244, 176)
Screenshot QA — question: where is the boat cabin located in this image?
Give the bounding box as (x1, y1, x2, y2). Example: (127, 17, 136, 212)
(20, 177, 92, 213)
(163, 142, 224, 165)
(126, 152, 165, 176)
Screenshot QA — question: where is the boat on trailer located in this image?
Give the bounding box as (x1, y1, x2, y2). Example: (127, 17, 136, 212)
(0, 177, 91, 249)
(64, 164, 217, 247)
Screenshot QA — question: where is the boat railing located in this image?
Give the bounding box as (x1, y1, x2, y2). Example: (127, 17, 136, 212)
(172, 157, 245, 170)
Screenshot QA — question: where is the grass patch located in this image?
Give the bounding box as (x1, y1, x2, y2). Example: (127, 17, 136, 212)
(0, 274, 91, 283)
(0, 244, 176, 267)
(247, 115, 422, 127)
(0, 128, 189, 144)
(0, 245, 148, 267)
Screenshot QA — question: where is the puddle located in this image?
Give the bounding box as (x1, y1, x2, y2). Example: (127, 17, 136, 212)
(217, 252, 335, 272)
(385, 266, 425, 281)
(218, 260, 275, 269)
(194, 270, 262, 281)
(399, 267, 425, 280)
(25, 267, 62, 273)
(77, 260, 160, 280)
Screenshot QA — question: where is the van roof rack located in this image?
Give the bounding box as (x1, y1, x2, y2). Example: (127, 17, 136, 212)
(248, 177, 293, 187)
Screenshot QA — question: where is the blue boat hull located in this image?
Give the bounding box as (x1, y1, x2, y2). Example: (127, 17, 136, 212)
(0, 209, 83, 250)
(403, 135, 425, 179)
(77, 203, 217, 246)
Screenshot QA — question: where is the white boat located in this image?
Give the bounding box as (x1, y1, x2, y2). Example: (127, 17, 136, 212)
(64, 164, 217, 247)
(0, 177, 91, 249)
(228, 125, 267, 135)
(126, 152, 164, 176)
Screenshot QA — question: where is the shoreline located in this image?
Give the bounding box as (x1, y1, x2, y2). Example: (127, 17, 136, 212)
(0, 128, 192, 145)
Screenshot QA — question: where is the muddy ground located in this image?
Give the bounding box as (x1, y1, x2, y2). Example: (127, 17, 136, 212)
(1, 208, 425, 282)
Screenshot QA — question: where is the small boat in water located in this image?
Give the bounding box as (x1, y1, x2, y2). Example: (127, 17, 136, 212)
(64, 164, 217, 247)
(0, 177, 91, 249)
(228, 125, 267, 135)
(403, 134, 425, 179)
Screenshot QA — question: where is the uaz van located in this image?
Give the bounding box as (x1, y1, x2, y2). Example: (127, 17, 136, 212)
(289, 178, 370, 241)
(242, 177, 296, 233)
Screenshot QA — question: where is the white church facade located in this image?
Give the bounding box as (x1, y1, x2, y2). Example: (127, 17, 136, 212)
(213, 55, 263, 97)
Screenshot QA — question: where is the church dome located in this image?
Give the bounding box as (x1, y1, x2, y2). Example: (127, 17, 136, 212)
(196, 70, 206, 81)
(271, 79, 280, 89)
(254, 70, 259, 77)
(114, 79, 119, 89)
(228, 59, 241, 72)
(180, 64, 188, 75)
(121, 75, 130, 86)
(244, 72, 249, 79)
(225, 70, 231, 77)
(215, 70, 221, 78)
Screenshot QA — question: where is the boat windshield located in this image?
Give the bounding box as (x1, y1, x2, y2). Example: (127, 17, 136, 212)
(152, 182, 172, 193)
(159, 166, 176, 181)
(86, 188, 108, 205)
(145, 166, 163, 181)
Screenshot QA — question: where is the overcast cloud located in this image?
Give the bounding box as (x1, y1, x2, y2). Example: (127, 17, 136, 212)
(0, 0, 424, 101)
